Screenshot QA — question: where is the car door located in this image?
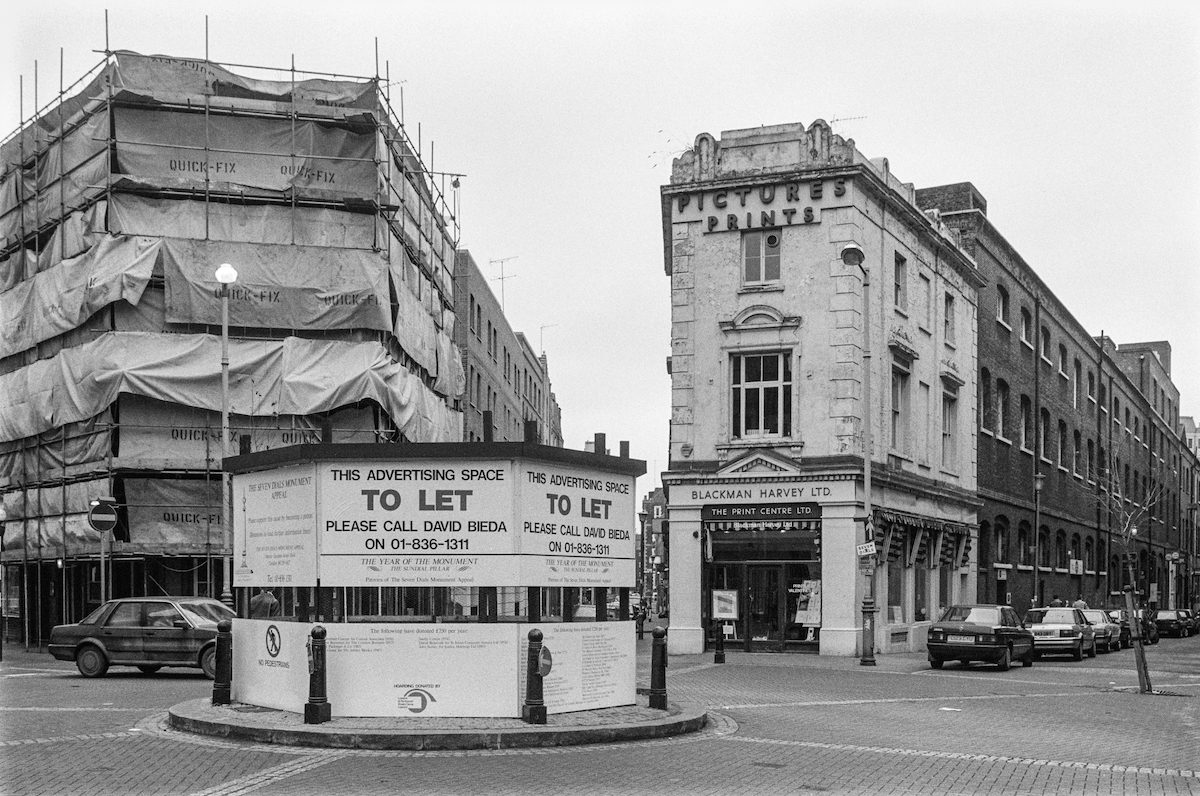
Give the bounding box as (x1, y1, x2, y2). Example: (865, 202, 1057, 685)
(99, 602, 145, 662)
(1003, 607, 1032, 655)
(142, 601, 194, 663)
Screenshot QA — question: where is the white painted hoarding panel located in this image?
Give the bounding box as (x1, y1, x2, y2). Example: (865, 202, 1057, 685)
(232, 463, 318, 587)
(516, 462, 636, 587)
(325, 623, 521, 717)
(525, 622, 636, 714)
(231, 619, 311, 712)
(317, 461, 516, 586)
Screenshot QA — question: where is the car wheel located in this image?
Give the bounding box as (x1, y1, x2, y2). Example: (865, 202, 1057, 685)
(75, 645, 109, 678)
(1110, 637, 1121, 653)
(137, 664, 162, 675)
(1086, 638, 1096, 658)
(200, 646, 217, 679)
(929, 658, 944, 669)
(996, 646, 1011, 671)
(1072, 642, 1083, 661)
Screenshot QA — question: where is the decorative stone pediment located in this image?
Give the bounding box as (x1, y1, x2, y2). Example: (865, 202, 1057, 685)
(716, 448, 802, 476)
(719, 305, 801, 332)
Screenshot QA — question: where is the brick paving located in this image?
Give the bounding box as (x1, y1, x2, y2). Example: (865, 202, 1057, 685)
(2, 632, 1199, 794)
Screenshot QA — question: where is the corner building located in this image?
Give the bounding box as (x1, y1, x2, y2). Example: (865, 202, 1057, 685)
(660, 122, 982, 656)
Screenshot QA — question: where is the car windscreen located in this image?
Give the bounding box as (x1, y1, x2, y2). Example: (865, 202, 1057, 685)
(938, 606, 1000, 624)
(80, 603, 111, 625)
(178, 600, 235, 624)
(1026, 609, 1077, 624)
(1081, 611, 1108, 623)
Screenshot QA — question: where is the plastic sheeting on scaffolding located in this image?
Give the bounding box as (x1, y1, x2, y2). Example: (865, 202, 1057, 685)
(122, 477, 224, 552)
(0, 475, 109, 555)
(0, 409, 112, 484)
(0, 235, 160, 358)
(160, 238, 391, 332)
(0, 331, 462, 445)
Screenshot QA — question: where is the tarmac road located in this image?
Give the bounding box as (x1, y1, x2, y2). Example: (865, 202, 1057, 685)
(2, 630, 1198, 795)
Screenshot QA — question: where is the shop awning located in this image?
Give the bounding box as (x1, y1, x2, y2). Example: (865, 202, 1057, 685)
(704, 519, 821, 532)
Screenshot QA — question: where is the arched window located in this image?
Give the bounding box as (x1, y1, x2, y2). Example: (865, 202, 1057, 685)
(1055, 531, 1068, 569)
(1084, 537, 1094, 572)
(1069, 533, 1081, 567)
(1111, 554, 1124, 588)
(1018, 522, 1031, 566)
(1040, 409, 1051, 459)
(1056, 418, 1067, 463)
(980, 368, 993, 431)
(1020, 395, 1033, 450)
(1039, 526, 1051, 567)
(1073, 430, 1082, 473)
(1086, 439, 1095, 480)
(993, 516, 1009, 564)
(996, 285, 1010, 324)
(1041, 326, 1052, 360)
(996, 380, 1010, 439)
(1021, 307, 1033, 344)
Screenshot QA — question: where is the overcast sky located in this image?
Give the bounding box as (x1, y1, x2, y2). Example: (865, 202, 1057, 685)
(5, 1, 1199, 504)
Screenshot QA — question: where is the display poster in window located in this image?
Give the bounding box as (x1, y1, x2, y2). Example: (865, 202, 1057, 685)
(712, 589, 739, 619)
(791, 580, 821, 625)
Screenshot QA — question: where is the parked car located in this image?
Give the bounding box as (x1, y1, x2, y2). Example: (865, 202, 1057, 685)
(1081, 609, 1122, 653)
(1105, 609, 1131, 649)
(49, 596, 234, 678)
(926, 604, 1035, 670)
(1024, 606, 1096, 660)
(1154, 609, 1192, 638)
(1182, 609, 1199, 636)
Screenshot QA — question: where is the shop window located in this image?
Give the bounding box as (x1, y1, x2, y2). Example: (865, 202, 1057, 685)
(731, 351, 792, 438)
(914, 564, 928, 622)
(887, 556, 905, 623)
(742, 230, 781, 285)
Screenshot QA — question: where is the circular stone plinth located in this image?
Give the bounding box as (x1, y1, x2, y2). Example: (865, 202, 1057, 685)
(168, 696, 707, 751)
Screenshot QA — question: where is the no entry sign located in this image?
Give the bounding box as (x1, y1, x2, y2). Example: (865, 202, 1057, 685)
(88, 501, 119, 533)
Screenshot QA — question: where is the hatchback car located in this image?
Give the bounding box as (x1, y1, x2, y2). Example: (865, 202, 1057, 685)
(49, 596, 234, 678)
(1024, 607, 1096, 660)
(1154, 609, 1192, 638)
(926, 604, 1034, 670)
(1080, 609, 1122, 653)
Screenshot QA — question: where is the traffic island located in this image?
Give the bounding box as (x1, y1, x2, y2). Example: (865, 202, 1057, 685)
(168, 695, 707, 750)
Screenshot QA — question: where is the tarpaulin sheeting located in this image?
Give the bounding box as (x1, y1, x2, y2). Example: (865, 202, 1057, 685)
(117, 394, 378, 468)
(0, 331, 461, 445)
(0, 409, 112, 484)
(0, 476, 107, 555)
(0, 203, 107, 291)
(161, 238, 391, 332)
(114, 107, 378, 200)
(107, 194, 378, 249)
(0, 235, 160, 358)
(123, 477, 223, 551)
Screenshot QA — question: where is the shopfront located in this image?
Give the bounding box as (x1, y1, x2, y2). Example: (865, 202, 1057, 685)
(705, 504, 822, 652)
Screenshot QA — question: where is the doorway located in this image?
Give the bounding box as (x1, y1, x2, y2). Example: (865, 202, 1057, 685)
(747, 565, 782, 650)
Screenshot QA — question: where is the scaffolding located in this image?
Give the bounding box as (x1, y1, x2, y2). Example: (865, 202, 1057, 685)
(0, 45, 466, 646)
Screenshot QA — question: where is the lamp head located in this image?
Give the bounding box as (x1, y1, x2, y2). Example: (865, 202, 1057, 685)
(840, 242, 865, 269)
(215, 263, 239, 285)
(1034, 472, 1046, 492)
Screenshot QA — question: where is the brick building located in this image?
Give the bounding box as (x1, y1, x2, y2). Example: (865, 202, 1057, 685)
(917, 183, 1200, 613)
(453, 250, 563, 446)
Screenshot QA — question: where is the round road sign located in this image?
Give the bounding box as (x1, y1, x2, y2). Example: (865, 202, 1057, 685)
(88, 502, 119, 533)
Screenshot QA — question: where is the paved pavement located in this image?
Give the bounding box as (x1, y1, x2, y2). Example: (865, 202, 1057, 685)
(2, 629, 1199, 795)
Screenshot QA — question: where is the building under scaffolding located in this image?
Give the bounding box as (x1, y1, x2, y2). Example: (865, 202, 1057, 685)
(0, 50, 464, 646)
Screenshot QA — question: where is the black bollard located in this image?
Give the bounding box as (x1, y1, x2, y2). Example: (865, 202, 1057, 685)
(713, 619, 725, 664)
(304, 625, 332, 724)
(649, 626, 668, 710)
(637, 612, 645, 640)
(211, 619, 232, 706)
(522, 628, 547, 724)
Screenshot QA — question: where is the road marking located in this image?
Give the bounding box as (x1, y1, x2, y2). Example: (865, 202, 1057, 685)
(0, 731, 141, 747)
(0, 705, 161, 712)
(714, 691, 1082, 710)
(726, 734, 1199, 780)
(188, 754, 347, 796)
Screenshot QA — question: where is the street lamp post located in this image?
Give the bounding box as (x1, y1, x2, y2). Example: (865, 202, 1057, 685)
(840, 242, 876, 666)
(1032, 471, 1045, 608)
(215, 262, 238, 609)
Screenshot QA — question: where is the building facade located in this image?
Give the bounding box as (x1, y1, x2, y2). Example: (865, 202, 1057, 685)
(660, 122, 982, 656)
(454, 250, 563, 446)
(638, 487, 667, 614)
(0, 51, 463, 645)
(917, 183, 1199, 614)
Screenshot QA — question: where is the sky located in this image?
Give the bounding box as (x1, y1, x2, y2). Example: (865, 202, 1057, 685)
(4, 1, 1199, 506)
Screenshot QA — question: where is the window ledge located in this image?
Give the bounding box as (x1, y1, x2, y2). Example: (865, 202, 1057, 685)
(1041, 355, 1054, 367)
(995, 435, 1013, 447)
(1058, 465, 1070, 474)
(980, 427, 995, 437)
(996, 318, 1012, 332)
(1021, 339, 1035, 351)
(1040, 456, 1054, 466)
(1058, 370, 1069, 380)
(1020, 446, 1034, 457)
(1016, 564, 1033, 571)
(917, 324, 932, 336)
(939, 468, 959, 479)
(944, 340, 957, 351)
(738, 284, 784, 295)
(894, 307, 909, 319)
(993, 562, 1014, 570)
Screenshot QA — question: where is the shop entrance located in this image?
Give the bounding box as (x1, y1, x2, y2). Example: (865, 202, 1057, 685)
(706, 524, 821, 652)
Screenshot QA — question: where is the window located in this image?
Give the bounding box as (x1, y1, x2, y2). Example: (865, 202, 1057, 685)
(943, 293, 956, 344)
(996, 380, 1010, 439)
(1086, 438, 1095, 480)
(1073, 430, 1082, 473)
(1087, 370, 1096, 402)
(742, 230, 781, 284)
(731, 352, 792, 438)
(1058, 420, 1068, 465)
(919, 273, 932, 329)
(891, 358, 911, 452)
(979, 368, 993, 431)
(1055, 531, 1068, 569)
(1018, 522, 1031, 565)
(1020, 395, 1033, 450)
(1041, 327, 1052, 360)
(941, 388, 958, 469)
(1084, 537, 1095, 572)
(993, 517, 1009, 563)
(1021, 308, 1033, 345)
(996, 285, 1010, 326)
(1073, 359, 1081, 406)
(1058, 344, 1068, 375)
(893, 252, 908, 311)
(1039, 409, 1051, 459)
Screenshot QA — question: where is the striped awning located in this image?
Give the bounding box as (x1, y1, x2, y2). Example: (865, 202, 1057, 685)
(704, 519, 821, 532)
